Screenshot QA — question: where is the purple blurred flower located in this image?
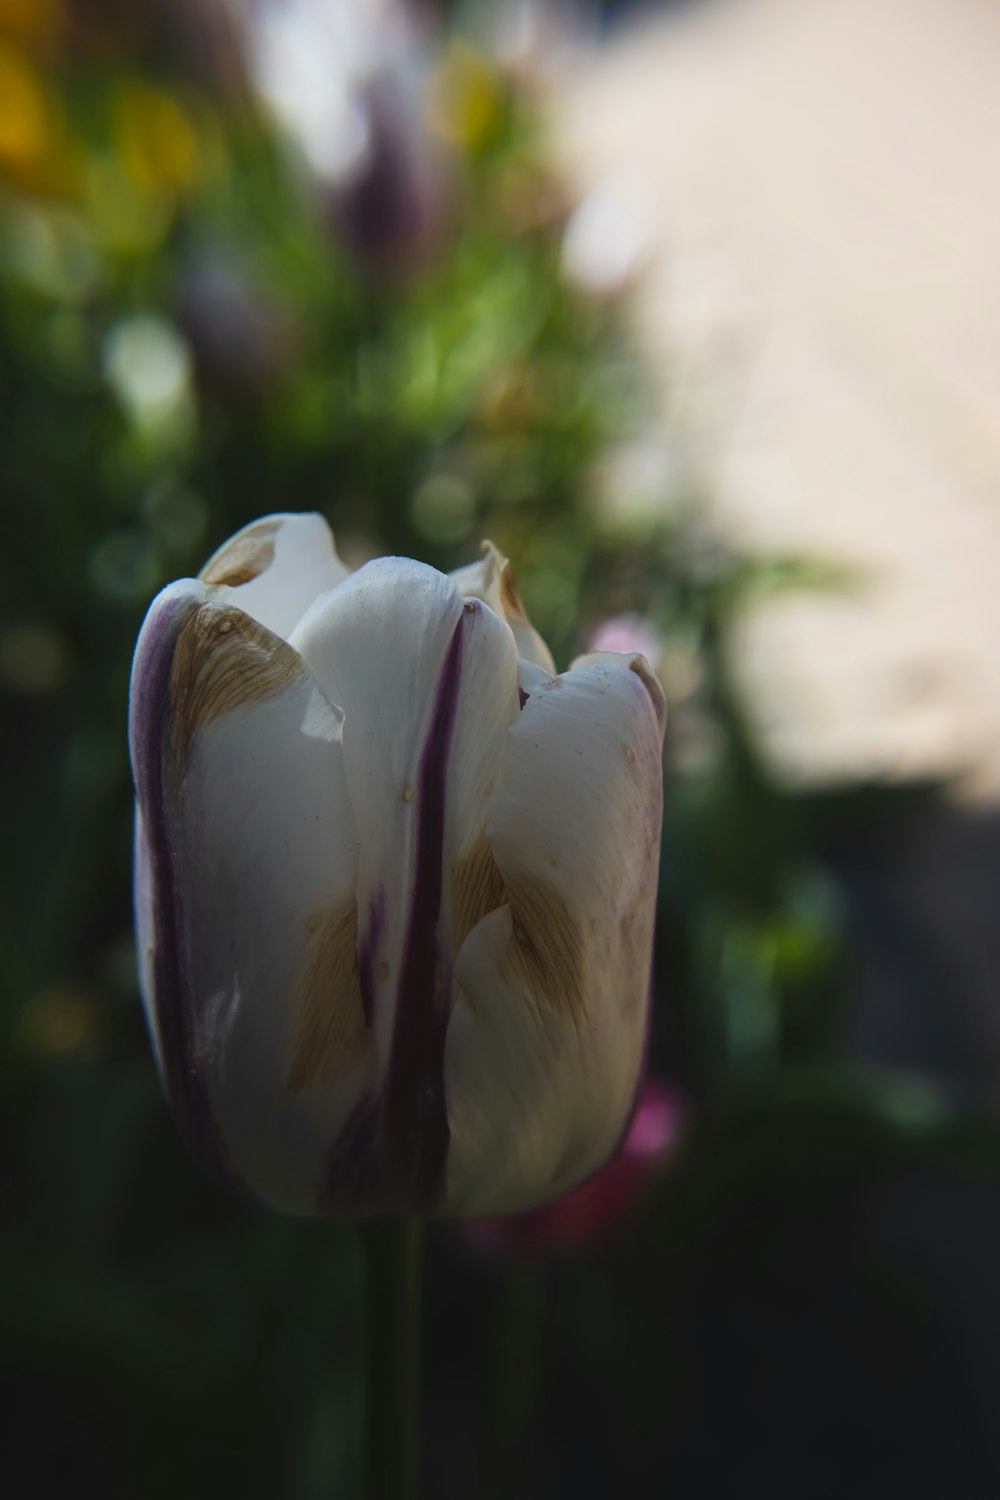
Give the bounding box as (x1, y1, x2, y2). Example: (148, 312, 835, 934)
(329, 64, 451, 275)
(176, 253, 292, 395)
(237, 0, 450, 273)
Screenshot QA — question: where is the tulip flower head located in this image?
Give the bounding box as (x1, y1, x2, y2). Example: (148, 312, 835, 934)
(129, 514, 666, 1217)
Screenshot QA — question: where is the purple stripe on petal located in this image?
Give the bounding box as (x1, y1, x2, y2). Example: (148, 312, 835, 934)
(358, 888, 385, 1028)
(130, 589, 199, 1110)
(129, 586, 246, 1197)
(381, 603, 470, 1209)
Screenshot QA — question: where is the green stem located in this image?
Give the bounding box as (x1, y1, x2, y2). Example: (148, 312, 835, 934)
(484, 1266, 543, 1499)
(363, 1217, 426, 1500)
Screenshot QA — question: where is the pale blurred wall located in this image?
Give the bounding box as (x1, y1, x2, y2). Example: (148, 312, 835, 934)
(552, 0, 1000, 799)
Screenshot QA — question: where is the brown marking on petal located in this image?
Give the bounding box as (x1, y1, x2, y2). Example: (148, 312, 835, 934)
(168, 603, 305, 787)
(287, 902, 368, 1093)
(624, 744, 637, 764)
(401, 783, 415, 804)
(617, 906, 653, 1019)
(376, 959, 390, 982)
(199, 518, 280, 587)
(503, 874, 586, 1027)
(452, 836, 507, 951)
(499, 558, 528, 622)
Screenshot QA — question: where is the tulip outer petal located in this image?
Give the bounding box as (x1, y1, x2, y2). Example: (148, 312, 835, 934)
(444, 653, 665, 1216)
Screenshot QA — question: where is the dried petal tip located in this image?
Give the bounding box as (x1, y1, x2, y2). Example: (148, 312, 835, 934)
(450, 541, 556, 675)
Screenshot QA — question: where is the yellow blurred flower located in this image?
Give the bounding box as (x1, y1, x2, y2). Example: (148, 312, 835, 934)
(0, 34, 78, 195)
(114, 82, 202, 194)
(427, 42, 503, 154)
(0, 41, 51, 176)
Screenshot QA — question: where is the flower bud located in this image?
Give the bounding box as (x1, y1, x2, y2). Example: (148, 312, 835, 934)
(129, 513, 666, 1216)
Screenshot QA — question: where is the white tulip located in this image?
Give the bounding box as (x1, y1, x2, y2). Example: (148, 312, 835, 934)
(129, 513, 666, 1216)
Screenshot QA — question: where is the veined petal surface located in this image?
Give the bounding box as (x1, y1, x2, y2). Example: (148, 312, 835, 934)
(444, 653, 665, 1215)
(130, 582, 368, 1214)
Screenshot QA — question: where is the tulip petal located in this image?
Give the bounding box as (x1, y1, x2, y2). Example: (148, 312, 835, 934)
(130, 582, 371, 1214)
(574, 648, 668, 739)
(444, 653, 665, 1215)
(291, 558, 519, 1208)
(450, 541, 556, 675)
(199, 511, 350, 639)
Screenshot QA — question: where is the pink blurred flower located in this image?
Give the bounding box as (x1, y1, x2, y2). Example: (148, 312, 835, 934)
(587, 613, 661, 664)
(464, 1079, 685, 1257)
